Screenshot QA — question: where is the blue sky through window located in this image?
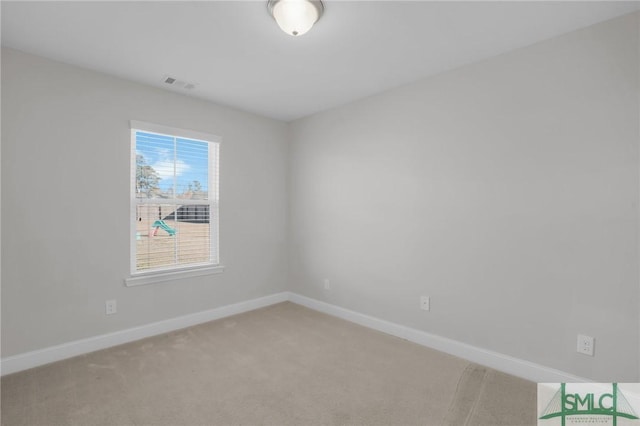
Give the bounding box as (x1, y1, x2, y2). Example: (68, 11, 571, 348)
(135, 131, 209, 195)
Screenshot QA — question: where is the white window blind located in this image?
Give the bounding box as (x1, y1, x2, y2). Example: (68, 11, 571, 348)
(130, 121, 220, 276)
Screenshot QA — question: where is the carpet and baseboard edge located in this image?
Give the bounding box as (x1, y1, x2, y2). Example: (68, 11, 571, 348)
(0, 291, 588, 383)
(0, 292, 289, 376)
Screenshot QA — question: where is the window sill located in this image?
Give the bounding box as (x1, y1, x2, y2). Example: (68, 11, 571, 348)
(124, 265, 225, 287)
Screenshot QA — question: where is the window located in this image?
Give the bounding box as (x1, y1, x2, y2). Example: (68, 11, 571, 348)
(127, 121, 221, 285)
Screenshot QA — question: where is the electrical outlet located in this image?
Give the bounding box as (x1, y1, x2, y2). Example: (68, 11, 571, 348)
(323, 278, 331, 290)
(105, 299, 117, 315)
(577, 334, 594, 356)
(420, 296, 430, 311)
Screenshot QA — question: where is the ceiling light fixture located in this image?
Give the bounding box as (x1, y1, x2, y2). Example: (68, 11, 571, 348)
(267, 0, 324, 37)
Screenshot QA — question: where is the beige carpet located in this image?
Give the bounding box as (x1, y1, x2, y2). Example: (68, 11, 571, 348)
(1, 302, 536, 425)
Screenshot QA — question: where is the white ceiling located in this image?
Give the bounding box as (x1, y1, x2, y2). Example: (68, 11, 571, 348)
(2, 1, 639, 122)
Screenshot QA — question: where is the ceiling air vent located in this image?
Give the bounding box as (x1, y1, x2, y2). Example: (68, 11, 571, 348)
(162, 75, 197, 91)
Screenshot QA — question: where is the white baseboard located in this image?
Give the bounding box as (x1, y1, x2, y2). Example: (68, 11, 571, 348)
(287, 292, 590, 383)
(1, 292, 289, 376)
(1, 290, 589, 382)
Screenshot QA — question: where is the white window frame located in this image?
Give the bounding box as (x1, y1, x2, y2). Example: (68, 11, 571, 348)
(125, 120, 223, 287)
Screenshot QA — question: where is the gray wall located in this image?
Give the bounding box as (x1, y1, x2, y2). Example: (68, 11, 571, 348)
(1, 48, 289, 357)
(2, 12, 639, 382)
(288, 13, 639, 381)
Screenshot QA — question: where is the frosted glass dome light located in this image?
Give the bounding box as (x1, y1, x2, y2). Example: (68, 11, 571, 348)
(268, 0, 324, 37)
